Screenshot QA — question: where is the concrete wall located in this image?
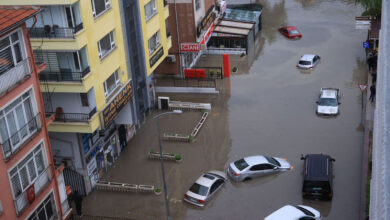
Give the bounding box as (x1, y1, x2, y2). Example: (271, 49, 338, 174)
(44, 92, 95, 114)
(369, 0, 390, 219)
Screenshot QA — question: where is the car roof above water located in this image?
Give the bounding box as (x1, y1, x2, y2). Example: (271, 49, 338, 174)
(304, 154, 332, 181)
(300, 54, 316, 61)
(243, 155, 268, 166)
(321, 89, 338, 98)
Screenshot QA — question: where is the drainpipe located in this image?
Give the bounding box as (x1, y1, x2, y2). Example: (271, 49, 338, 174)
(174, 0, 184, 78)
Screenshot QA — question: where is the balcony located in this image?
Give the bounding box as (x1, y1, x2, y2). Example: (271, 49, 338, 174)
(14, 166, 52, 216)
(29, 24, 83, 39)
(46, 107, 97, 123)
(1, 113, 42, 161)
(39, 66, 90, 82)
(0, 58, 31, 95)
(164, 0, 168, 7)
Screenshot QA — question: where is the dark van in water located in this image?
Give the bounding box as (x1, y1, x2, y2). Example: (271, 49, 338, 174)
(301, 154, 335, 201)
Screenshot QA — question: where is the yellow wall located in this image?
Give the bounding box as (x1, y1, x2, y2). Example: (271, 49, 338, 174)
(139, 0, 171, 76)
(11, 0, 130, 133)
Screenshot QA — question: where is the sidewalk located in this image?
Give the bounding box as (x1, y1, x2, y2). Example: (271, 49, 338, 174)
(359, 68, 376, 220)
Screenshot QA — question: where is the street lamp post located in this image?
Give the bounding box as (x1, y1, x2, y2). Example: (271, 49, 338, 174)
(154, 110, 182, 220)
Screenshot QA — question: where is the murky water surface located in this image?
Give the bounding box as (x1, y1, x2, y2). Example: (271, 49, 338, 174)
(83, 1, 367, 219)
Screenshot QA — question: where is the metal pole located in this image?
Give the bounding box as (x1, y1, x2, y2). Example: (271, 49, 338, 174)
(156, 115, 171, 220)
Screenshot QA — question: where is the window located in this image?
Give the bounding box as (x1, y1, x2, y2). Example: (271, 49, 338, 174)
(80, 93, 89, 107)
(148, 31, 161, 55)
(103, 70, 120, 97)
(0, 30, 25, 75)
(209, 179, 224, 194)
(195, 0, 200, 10)
(0, 89, 38, 158)
(27, 193, 56, 220)
(92, 0, 111, 18)
(9, 143, 46, 198)
(98, 31, 115, 59)
(165, 19, 170, 37)
(145, 0, 157, 21)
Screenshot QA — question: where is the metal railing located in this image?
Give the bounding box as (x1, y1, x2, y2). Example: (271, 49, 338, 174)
(29, 24, 83, 39)
(0, 58, 31, 95)
(1, 113, 42, 161)
(39, 66, 90, 82)
(46, 107, 97, 123)
(63, 167, 86, 196)
(14, 166, 52, 216)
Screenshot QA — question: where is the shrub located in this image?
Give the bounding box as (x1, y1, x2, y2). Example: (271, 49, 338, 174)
(175, 154, 182, 161)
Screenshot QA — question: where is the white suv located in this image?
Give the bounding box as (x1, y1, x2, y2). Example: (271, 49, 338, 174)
(265, 205, 321, 220)
(316, 88, 340, 116)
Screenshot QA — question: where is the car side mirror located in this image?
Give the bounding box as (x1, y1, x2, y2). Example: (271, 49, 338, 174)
(316, 101, 319, 104)
(331, 158, 336, 162)
(273, 167, 278, 170)
(300, 154, 305, 160)
(338, 102, 341, 105)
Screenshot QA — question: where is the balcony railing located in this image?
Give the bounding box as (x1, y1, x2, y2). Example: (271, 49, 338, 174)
(39, 66, 90, 82)
(14, 166, 52, 216)
(46, 107, 97, 123)
(0, 58, 31, 95)
(1, 113, 42, 161)
(29, 24, 83, 39)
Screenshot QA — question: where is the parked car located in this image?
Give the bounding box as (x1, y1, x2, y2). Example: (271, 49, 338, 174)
(265, 205, 321, 220)
(297, 54, 321, 69)
(316, 88, 340, 116)
(301, 154, 335, 201)
(183, 170, 227, 207)
(228, 155, 291, 182)
(278, 26, 302, 39)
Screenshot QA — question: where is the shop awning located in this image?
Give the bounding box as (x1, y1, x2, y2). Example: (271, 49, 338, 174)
(219, 20, 254, 29)
(214, 25, 251, 36)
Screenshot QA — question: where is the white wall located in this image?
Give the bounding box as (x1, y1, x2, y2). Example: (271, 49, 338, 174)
(49, 132, 84, 173)
(114, 103, 133, 125)
(48, 92, 93, 114)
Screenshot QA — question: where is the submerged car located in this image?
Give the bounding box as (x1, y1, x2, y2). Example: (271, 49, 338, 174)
(265, 205, 321, 220)
(301, 154, 335, 201)
(316, 88, 340, 116)
(297, 54, 321, 69)
(183, 170, 227, 207)
(278, 26, 302, 39)
(228, 155, 291, 182)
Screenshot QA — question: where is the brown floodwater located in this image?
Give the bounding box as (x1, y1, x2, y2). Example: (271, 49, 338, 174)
(82, 0, 368, 219)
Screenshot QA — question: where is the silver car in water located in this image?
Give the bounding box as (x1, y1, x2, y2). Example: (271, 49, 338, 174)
(228, 155, 291, 182)
(183, 170, 227, 207)
(316, 88, 340, 116)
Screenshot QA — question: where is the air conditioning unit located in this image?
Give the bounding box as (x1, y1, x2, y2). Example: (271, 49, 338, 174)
(166, 55, 176, 63)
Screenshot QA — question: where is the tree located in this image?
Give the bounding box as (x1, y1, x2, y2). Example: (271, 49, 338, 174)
(356, 0, 382, 18)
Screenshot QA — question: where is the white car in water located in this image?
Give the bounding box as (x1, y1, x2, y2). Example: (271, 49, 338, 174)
(297, 54, 321, 69)
(316, 88, 340, 116)
(228, 155, 291, 181)
(265, 205, 321, 220)
(183, 170, 227, 207)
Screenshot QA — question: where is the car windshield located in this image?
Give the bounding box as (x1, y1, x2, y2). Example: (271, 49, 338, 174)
(266, 156, 281, 167)
(303, 181, 330, 191)
(293, 206, 314, 217)
(289, 30, 299, 34)
(189, 183, 209, 196)
(319, 98, 338, 106)
(234, 159, 249, 171)
(299, 60, 311, 65)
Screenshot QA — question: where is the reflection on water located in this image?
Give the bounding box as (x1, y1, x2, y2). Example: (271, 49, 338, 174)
(295, 0, 354, 9)
(259, 0, 288, 45)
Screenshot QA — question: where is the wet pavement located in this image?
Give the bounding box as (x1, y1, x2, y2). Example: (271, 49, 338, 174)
(82, 0, 367, 219)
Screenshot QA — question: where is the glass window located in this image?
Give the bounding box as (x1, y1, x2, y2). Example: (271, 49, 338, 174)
(98, 31, 115, 59)
(103, 69, 120, 97)
(189, 183, 209, 196)
(148, 31, 161, 55)
(145, 0, 157, 21)
(0, 89, 37, 158)
(9, 143, 46, 198)
(234, 159, 249, 171)
(0, 30, 24, 75)
(27, 193, 56, 220)
(92, 0, 111, 17)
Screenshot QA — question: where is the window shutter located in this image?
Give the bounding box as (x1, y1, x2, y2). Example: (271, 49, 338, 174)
(11, 174, 22, 197)
(19, 167, 29, 190)
(27, 160, 37, 181)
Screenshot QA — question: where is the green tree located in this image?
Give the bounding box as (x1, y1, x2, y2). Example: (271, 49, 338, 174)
(356, 0, 382, 17)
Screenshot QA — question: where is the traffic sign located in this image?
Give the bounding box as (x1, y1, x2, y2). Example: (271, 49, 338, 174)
(363, 41, 370, 49)
(358, 84, 368, 93)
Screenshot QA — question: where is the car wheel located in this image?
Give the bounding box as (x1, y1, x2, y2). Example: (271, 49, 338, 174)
(243, 177, 252, 182)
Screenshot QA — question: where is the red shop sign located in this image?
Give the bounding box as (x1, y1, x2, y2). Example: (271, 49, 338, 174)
(201, 23, 215, 45)
(180, 43, 201, 52)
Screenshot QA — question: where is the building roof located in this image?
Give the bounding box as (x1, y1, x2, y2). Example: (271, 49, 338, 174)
(214, 25, 251, 36)
(0, 6, 41, 36)
(223, 8, 261, 23)
(219, 20, 254, 30)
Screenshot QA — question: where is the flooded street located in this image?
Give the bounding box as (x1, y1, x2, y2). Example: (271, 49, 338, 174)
(83, 0, 367, 219)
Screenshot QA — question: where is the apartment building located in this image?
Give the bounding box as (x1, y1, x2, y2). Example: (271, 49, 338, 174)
(4, 0, 137, 194)
(119, 0, 171, 120)
(0, 6, 71, 219)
